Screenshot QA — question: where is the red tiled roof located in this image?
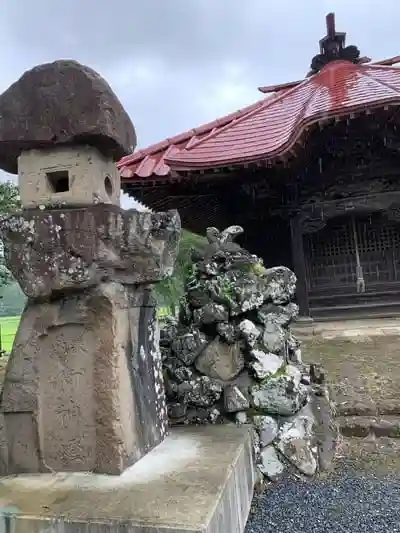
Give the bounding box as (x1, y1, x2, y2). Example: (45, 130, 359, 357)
(119, 59, 400, 179)
(118, 91, 286, 180)
(166, 61, 400, 171)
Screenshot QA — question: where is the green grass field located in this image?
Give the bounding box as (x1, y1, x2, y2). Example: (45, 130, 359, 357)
(0, 315, 20, 352)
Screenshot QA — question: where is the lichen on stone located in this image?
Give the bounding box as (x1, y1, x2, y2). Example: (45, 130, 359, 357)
(159, 224, 337, 484)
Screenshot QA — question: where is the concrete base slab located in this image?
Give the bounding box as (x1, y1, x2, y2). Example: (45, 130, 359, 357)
(0, 425, 255, 533)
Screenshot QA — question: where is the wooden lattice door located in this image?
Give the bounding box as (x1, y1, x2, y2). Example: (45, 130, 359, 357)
(304, 212, 400, 293)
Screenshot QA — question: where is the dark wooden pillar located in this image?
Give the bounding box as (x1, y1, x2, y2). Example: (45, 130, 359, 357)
(290, 216, 311, 318)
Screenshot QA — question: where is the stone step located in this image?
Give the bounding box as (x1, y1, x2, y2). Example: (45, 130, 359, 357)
(336, 400, 400, 417)
(309, 287, 400, 302)
(336, 436, 400, 474)
(311, 301, 400, 321)
(309, 288, 400, 312)
(292, 316, 400, 339)
(339, 415, 400, 438)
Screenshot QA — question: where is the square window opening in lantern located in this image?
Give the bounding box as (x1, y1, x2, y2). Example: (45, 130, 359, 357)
(46, 170, 70, 193)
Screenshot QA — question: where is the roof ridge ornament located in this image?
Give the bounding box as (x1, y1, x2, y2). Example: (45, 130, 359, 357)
(307, 13, 363, 77)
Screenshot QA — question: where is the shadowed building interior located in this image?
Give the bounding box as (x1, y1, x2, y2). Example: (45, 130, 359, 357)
(119, 14, 400, 321)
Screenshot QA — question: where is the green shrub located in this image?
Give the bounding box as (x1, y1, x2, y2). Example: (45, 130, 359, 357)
(154, 229, 206, 313)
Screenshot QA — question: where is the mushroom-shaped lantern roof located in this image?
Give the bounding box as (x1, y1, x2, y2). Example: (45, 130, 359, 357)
(0, 60, 137, 174)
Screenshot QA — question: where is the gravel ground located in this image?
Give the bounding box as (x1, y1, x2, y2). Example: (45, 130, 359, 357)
(245, 470, 400, 533)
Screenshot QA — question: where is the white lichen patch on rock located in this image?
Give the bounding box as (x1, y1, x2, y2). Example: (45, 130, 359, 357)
(160, 225, 337, 481)
(276, 405, 317, 476)
(250, 349, 284, 380)
(259, 446, 284, 481)
(0, 206, 181, 299)
(0, 207, 181, 476)
(238, 319, 261, 347)
(253, 415, 278, 447)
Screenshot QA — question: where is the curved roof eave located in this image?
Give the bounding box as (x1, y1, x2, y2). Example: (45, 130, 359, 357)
(120, 59, 400, 182)
(165, 61, 400, 171)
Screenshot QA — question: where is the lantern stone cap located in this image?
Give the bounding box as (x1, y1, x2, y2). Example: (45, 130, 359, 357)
(0, 60, 137, 174)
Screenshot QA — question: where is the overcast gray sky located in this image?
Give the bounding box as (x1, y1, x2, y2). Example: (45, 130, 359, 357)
(0, 0, 398, 207)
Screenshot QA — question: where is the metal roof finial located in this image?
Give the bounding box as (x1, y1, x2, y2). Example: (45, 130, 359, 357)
(319, 12, 346, 56)
(326, 12, 336, 39)
(307, 13, 361, 76)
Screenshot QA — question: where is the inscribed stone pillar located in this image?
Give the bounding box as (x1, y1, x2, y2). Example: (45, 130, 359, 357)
(0, 60, 181, 475)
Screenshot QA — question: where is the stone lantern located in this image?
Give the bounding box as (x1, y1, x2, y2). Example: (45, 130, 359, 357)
(0, 60, 180, 476)
(18, 144, 121, 208)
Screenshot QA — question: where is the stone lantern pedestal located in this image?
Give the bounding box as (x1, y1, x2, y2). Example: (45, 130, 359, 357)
(0, 205, 179, 475)
(0, 60, 180, 475)
(0, 60, 255, 533)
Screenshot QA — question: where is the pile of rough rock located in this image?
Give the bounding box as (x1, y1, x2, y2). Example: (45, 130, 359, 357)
(160, 226, 337, 483)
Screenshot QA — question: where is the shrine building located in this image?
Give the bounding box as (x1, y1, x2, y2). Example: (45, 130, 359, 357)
(118, 14, 400, 321)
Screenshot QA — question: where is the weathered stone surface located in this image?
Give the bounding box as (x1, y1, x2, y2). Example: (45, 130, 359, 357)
(177, 376, 222, 407)
(160, 316, 178, 347)
(259, 446, 284, 481)
(253, 415, 279, 447)
(287, 332, 302, 364)
(251, 366, 309, 416)
(250, 350, 284, 380)
(0, 205, 181, 298)
(164, 358, 194, 385)
(196, 259, 219, 276)
(310, 363, 326, 384)
(276, 405, 317, 476)
(310, 390, 338, 472)
(18, 145, 122, 209)
(0, 59, 182, 478)
(194, 225, 252, 265)
(186, 284, 212, 308)
(158, 224, 335, 480)
(0, 60, 136, 173)
(254, 465, 266, 494)
(251, 427, 261, 459)
(193, 302, 229, 326)
(176, 297, 192, 326)
(186, 406, 222, 424)
(216, 322, 237, 344)
(338, 415, 400, 438)
(236, 411, 248, 425)
(195, 338, 244, 381)
(230, 273, 267, 315)
(167, 402, 187, 420)
(0, 283, 167, 476)
(238, 319, 261, 347)
(224, 385, 250, 413)
(262, 320, 287, 354)
(257, 302, 299, 327)
(171, 326, 208, 366)
(0, 414, 8, 475)
(285, 361, 303, 380)
(262, 266, 297, 304)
